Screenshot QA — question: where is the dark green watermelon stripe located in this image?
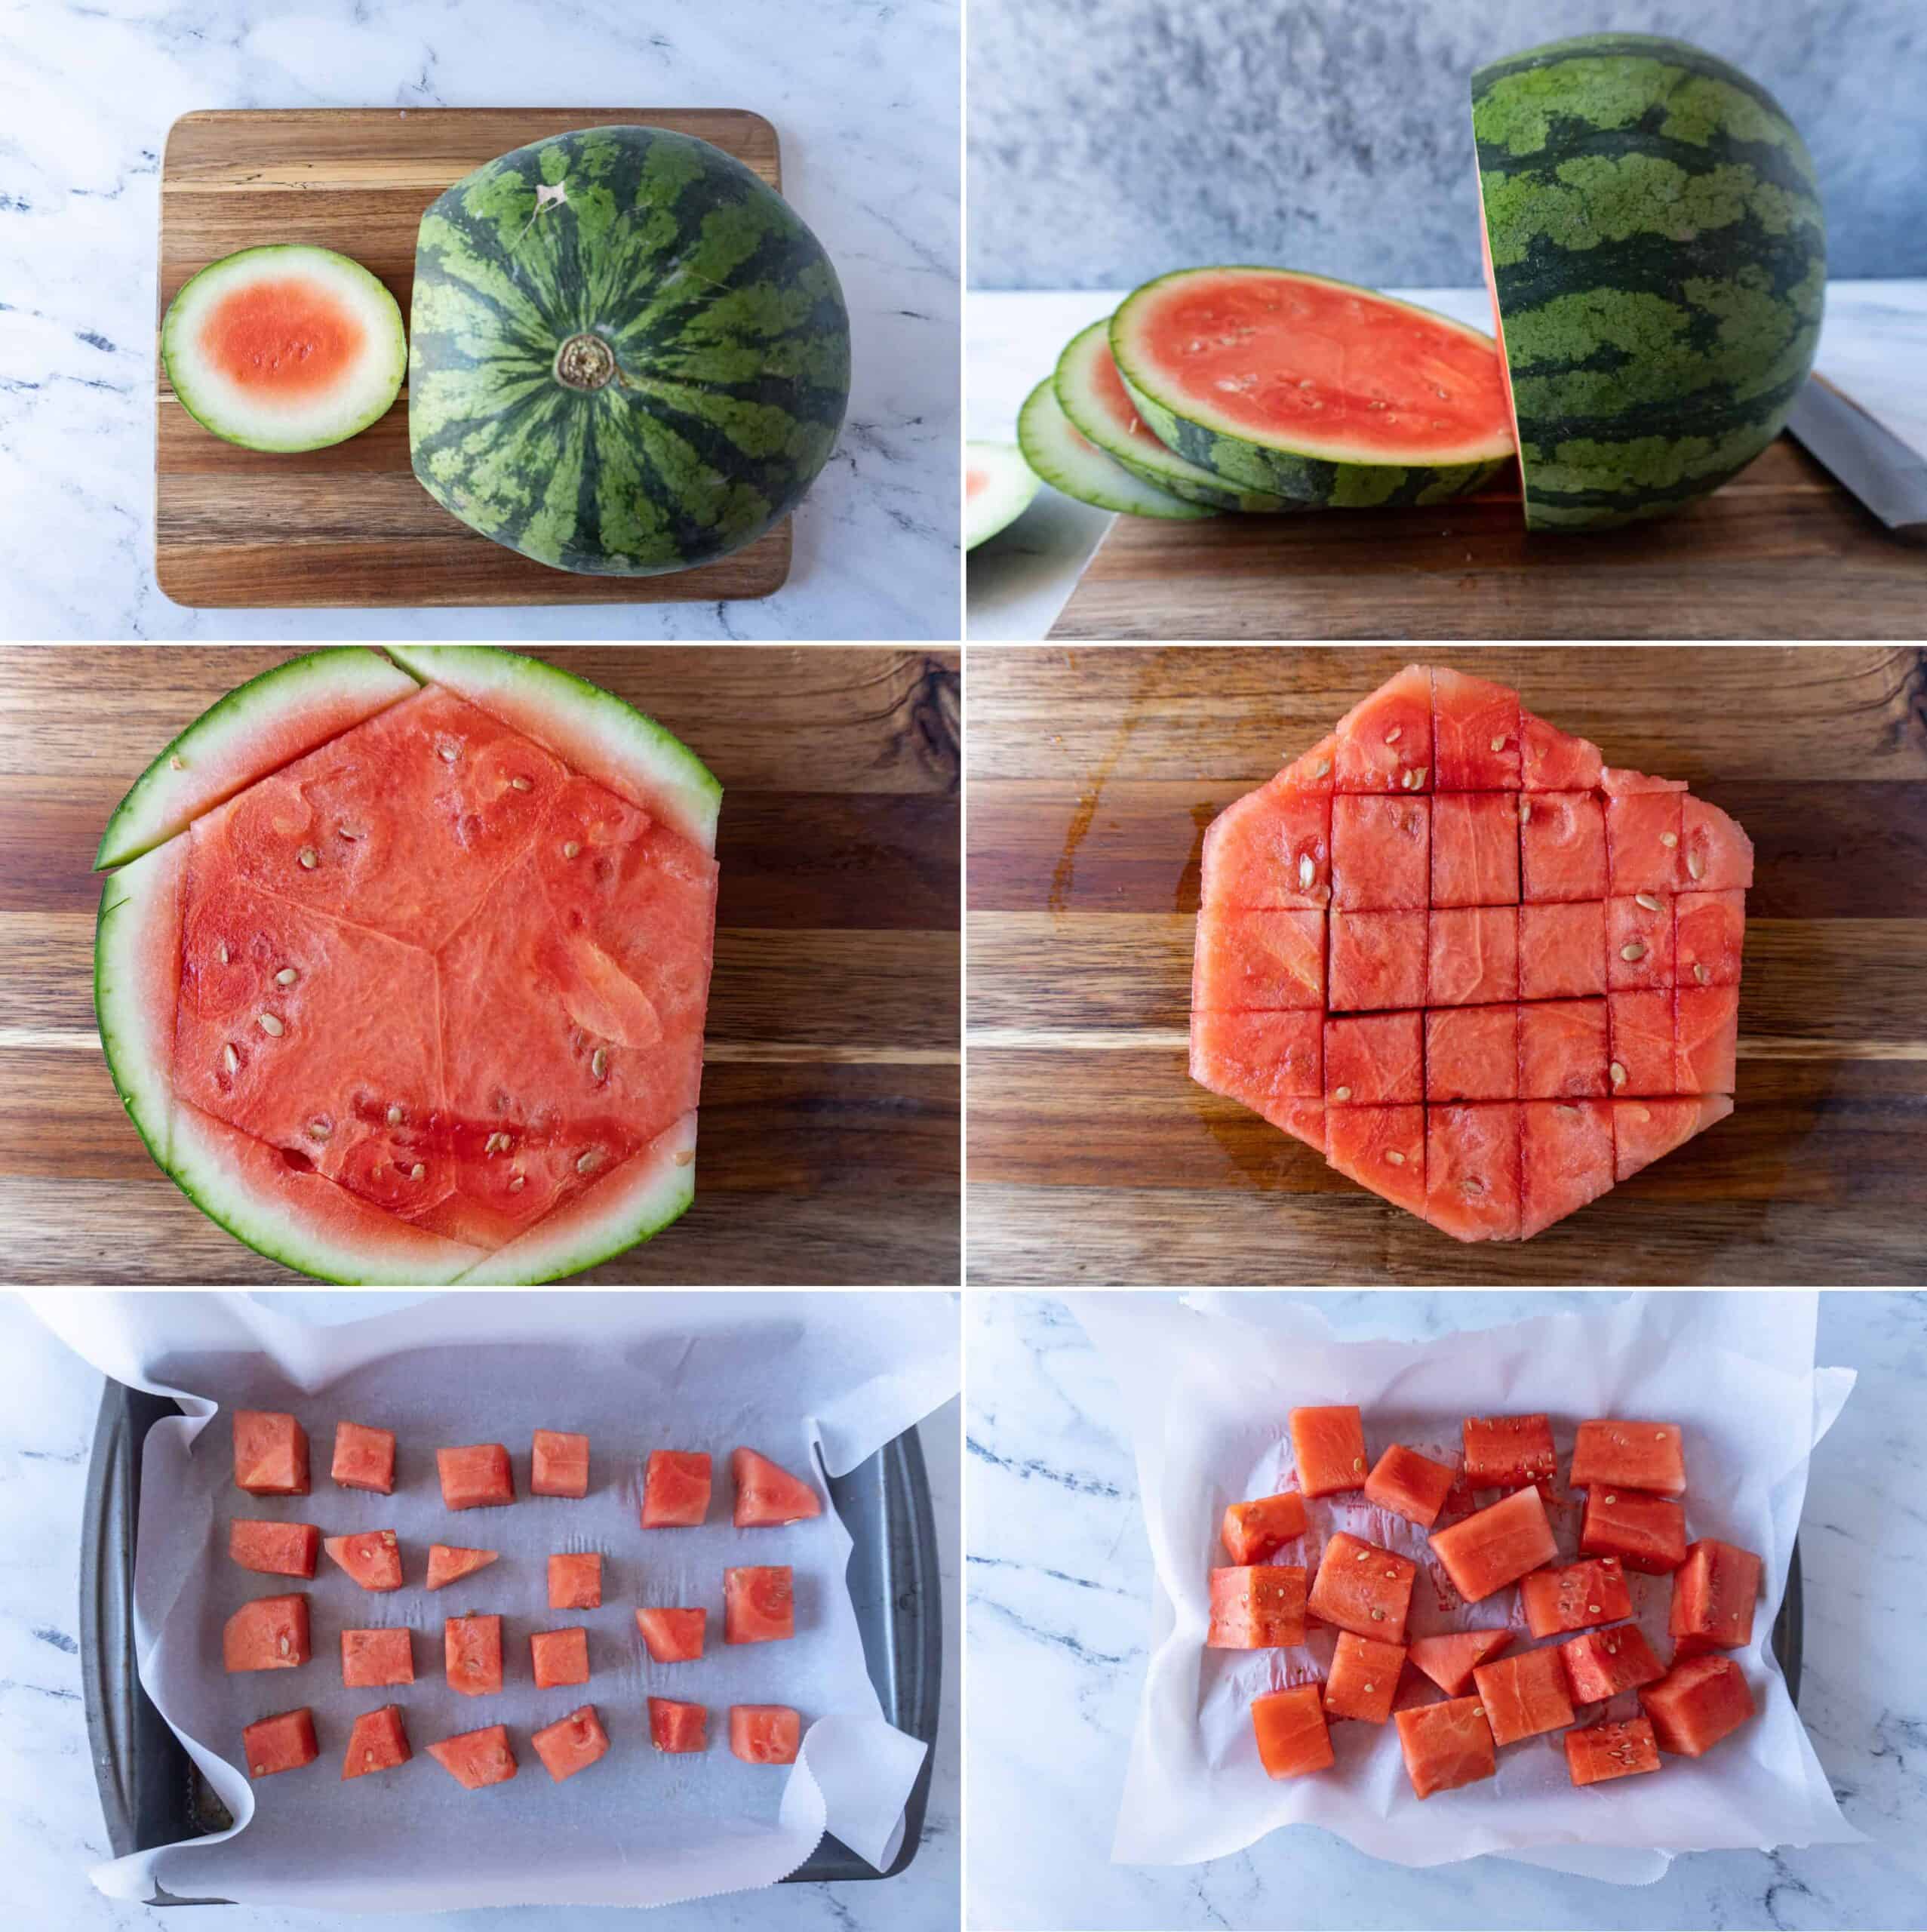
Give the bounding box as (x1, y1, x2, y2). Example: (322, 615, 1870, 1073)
(1471, 36, 1794, 125)
(1512, 365, 1814, 451)
(1475, 125, 1821, 212)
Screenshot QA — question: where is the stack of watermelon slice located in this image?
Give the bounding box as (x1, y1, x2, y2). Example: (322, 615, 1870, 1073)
(1191, 666, 1752, 1240)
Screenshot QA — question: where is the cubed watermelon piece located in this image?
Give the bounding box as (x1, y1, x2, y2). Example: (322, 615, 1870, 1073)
(1193, 902, 1327, 1011)
(733, 1447, 822, 1527)
(637, 1606, 708, 1663)
(444, 1614, 503, 1696)
(650, 1697, 709, 1753)
(1608, 990, 1675, 1097)
(341, 1704, 410, 1780)
(1560, 1623, 1667, 1703)
(1250, 1683, 1335, 1779)
(1325, 1105, 1427, 1216)
(1308, 1531, 1416, 1642)
(1207, 1564, 1308, 1647)
(330, 1420, 395, 1494)
(428, 1724, 517, 1790)
(730, 1704, 803, 1765)
(1425, 1103, 1522, 1242)
(1427, 906, 1519, 1005)
(1520, 711, 1603, 792)
(1520, 791, 1607, 902)
(1221, 1491, 1309, 1565)
(1676, 984, 1740, 1093)
(1570, 1420, 1686, 1497)
(1288, 1404, 1367, 1497)
(1581, 1487, 1687, 1574)
(531, 1705, 610, 1784)
(436, 1443, 513, 1512)
(1430, 792, 1518, 907)
(1323, 1630, 1406, 1724)
(1608, 894, 1675, 990)
(1430, 666, 1521, 791)
(548, 1551, 602, 1610)
(1520, 1100, 1615, 1238)
(1407, 1628, 1513, 1697)
(1332, 793, 1430, 909)
(1461, 1414, 1557, 1490)
(1565, 1715, 1660, 1785)
(233, 1411, 309, 1496)
(1325, 1011, 1422, 1106)
(1681, 795, 1754, 891)
(725, 1565, 795, 1645)
(1518, 998, 1609, 1100)
(1603, 777, 1686, 894)
(425, 1543, 499, 1591)
(530, 1626, 590, 1690)
(1395, 1697, 1496, 1798)
(642, 1450, 714, 1527)
(1334, 665, 1432, 793)
(1191, 1009, 1323, 1122)
(1520, 1557, 1632, 1638)
(1670, 1539, 1763, 1652)
(1613, 1094, 1733, 1181)
(1327, 909, 1426, 1012)
(224, 1594, 309, 1673)
(340, 1627, 413, 1688)
(1282, 734, 1339, 794)
(243, 1707, 317, 1778)
(1273, 1097, 1326, 1152)
(324, 1530, 402, 1592)
(1518, 901, 1606, 1000)
(1201, 775, 1332, 909)
(1676, 890, 1745, 988)
(1640, 1653, 1756, 1755)
(1363, 1444, 1457, 1529)
(1429, 1485, 1558, 1602)
(1474, 1643, 1575, 1746)
(229, 1518, 319, 1580)
(1426, 1005, 1519, 1101)
(530, 1429, 590, 1499)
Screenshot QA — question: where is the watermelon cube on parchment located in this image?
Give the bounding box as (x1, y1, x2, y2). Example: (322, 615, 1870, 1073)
(1670, 1538, 1763, 1651)
(642, 1450, 714, 1528)
(425, 1543, 498, 1590)
(1331, 794, 1430, 909)
(1324, 1012, 1422, 1106)
(1407, 1629, 1513, 1697)
(1289, 1404, 1367, 1497)
(1566, 1715, 1661, 1786)
(1461, 1414, 1556, 1490)
(650, 1697, 708, 1753)
(1562, 1623, 1667, 1703)
(637, 1606, 708, 1663)
(324, 1531, 402, 1592)
(1427, 906, 1517, 1005)
(548, 1551, 602, 1610)
(340, 1627, 413, 1689)
(1222, 1491, 1309, 1565)
(724, 1565, 796, 1645)
(1327, 909, 1427, 1011)
(1581, 1487, 1687, 1574)
(1519, 998, 1609, 1100)
(330, 1421, 395, 1494)
(1613, 1094, 1733, 1180)
(1474, 1643, 1575, 1746)
(1430, 666, 1521, 791)
(444, 1614, 503, 1696)
(530, 1429, 590, 1499)
(1363, 1444, 1457, 1530)
(1520, 710, 1603, 792)
(1194, 902, 1327, 1011)
(224, 1594, 309, 1673)
(1520, 790, 1608, 902)
(730, 1704, 804, 1765)
(243, 1707, 318, 1779)
(1207, 1564, 1308, 1647)
(1334, 664, 1433, 794)
(1520, 1100, 1615, 1238)
(1571, 1420, 1687, 1496)
(233, 1411, 309, 1497)
(1191, 1009, 1323, 1120)
(1308, 1530, 1416, 1642)
(437, 1443, 514, 1512)
(1430, 792, 1519, 907)
(733, 1447, 823, 1527)
(1395, 1697, 1496, 1798)
(1681, 795, 1754, 891)
(1425, 1103, 1521, 1242)
(1608, 990, 1676, 1097)
(230, 1518, 320, 1580)
(1640, 1653, 1756, 1755)
(1326, 1104, 1428, 1215)
(1603, 771, 1687, 894)
(1608, 893, 1676, 990)
(1201, 775, 1332, 908)
(1518, 900, 1606, 1000)
(1677, 891, 1745, 987)
(341, 1704, 410, 1781)
(1676, 985, 1740, 1093)
(1323, 1629, 1408, 1724)
(1426, 1004, 1518, 1101)
(428, 1723, 517, 1790)
(530, 1626, 590, 1690)
(1520, 1557, 1632, 1638)
(1250, 1683, 1335, 1780)
(1429, 1484, 1558, 1602)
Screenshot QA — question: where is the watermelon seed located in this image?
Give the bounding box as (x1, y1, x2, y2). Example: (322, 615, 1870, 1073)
(1610, 1062, 1627, 1088)
(1635, 892, 1663, 912)
(509, 1174, 527, 1192)
(484, 1132, 510, 1155)
(216, 940, 229, 964)
(1314, 758, 1331, 779)
(252, 1763, 265, 1776)
(1555, 1103, 1578, 1116)
(1687, 849, 1705, 880)
(1660, 831, 1678, 848)
(1411, 767, 1428, 789)
(337, 820, 367, 841)
(408, 1163, 426, 1182)
(1694, 963, 1710, 984)
(1370, 1608, 1385, 1621)
(1335, 1084, 1352, 1100)
(1385, 726, 1402, 743)
(275, 968, 298, 986)
(576, 1148, 603, 1174)
(278, 1635, 290, 1657)
(1298, 854, 1315, 890)
(257, 1013, 284, 1037)
(1385, 1149, 1406, 1165)
(510, 777, 532, 792)
(592, 1048, 608, 1080)
(170, 755, 185, 771)
(673, 1148, 694, 1168)
(1461, 1177, 1484, 1197)
(1589, 1601, 1601, 1613)
(1519, 800, 1531, 823)
(1620, 941, 1646, 961)
(221, 1044, 239, 1075)
(1604, 1494, 1618, 1504)
(1354, 1547, 1369, 1561)
(297, 847, 318, 869)
(1489, 734, 1507, 752)
(306, 1117, 332, 1140)
(563, 841, 582, 859)
(438, 742, 459, 762)
(386, 1104, 404, 1127)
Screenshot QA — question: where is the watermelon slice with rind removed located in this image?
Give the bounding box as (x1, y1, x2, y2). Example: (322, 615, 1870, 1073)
(1017, 377, 1212, 520)
(964, 442, 1040, 550)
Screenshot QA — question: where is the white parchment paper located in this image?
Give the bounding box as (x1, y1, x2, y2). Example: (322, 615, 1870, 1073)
(1079, 1291, 1861, 1883)
(28, 1290, 957, 1911)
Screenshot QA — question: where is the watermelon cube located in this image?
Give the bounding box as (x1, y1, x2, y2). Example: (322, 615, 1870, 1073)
(1324, 1011, 1423, 1106)
(1332, 793, 1430, 909)
(243, 1707, 317, 1778)
(1307, 1531, 1415, 1642)
(445, 1614, 503, 1696)
(1520, 711, 1603, 792)
(530, 1705, 610, 1785)
(1281, 734, 1338, 795)
(1430, 792, 1519, 907)
(547, 1551, 602, 1609)
(1327, 909, 1427, 1012)
(1427, 906, 1518, 1005)
(1614, 1094, 1733, 1181)
(1640, 1653, 1756, 1755)
(650, 1697, 708, 1754)
(1520, 1100, 1615, 1239)
(1425, 1005, 1518, 1100)
(1221, 1491, 1309, 1565)
(1560, 1623, 1666, 1703)
(341, 1704, 410, 1781)
(530, 1429, 590, 1499)
(530, 1626, 590, 1690)
(1193, 902, 1327, 1010)
(1191, 1009, 1323, 1122)
(733, 1447, 822, 1527)
(1430, 666, 1520, 791)
(233, 1410, 309, 1496)
(643, 1450, 714, 1527)
(730, 1704, 804, 1765)
(1676, 890, 1745, 988)
(1520, 1557, 1632, 1638)
(1518, 999, 1609, 1100)
(1681, 795, 1754, 891)
(1565, 1715, 1660, 1786)
(1200, 775, 1331, 909)
(1207, 1564, 1308, 1647)
(724, 1565, 795, 1644)
(1570, 1420, 1686, 1497)
(1288, 1404, 1367, 1497)
(1250, 1683, 1334, 1780)
(340, 1627, 413, 1689)
(1603, 777, 1686, 894)
(426, 1543, 499, 1590)
(1323, 1629, 1406, 1724)
(229, 1518, 319, 1580)
(330, 1421, 395, 1494)
(1608, 893, 1675, 990)
(1362, 1444, 1457, 1529)
(1581, 1487, 1687, 1574)
(1428, 1484, 1558, 1602)
(324, 1530, 402, 1592)
(1325, 1106, 1427, 1217)
(1334, 663, 1432, 793)
(1462, 1414, 1557, 1490)
(1608, 990, 1675, 1097)
(1407, 1629, 1512, 1697)
(429, 1723, 517, 1790)
(1518, 901, 1606, 1000)
(1394, 1697, 1496, 1798)
(1670, 1539, 1763, 1652)
(436, 1442, 514, 1512)
(1520, 790, 1607, 902)
(1474, 1643, 1575, 1746)
(1676, 985, 1739, 1093)
(224, 1594, 309, 1673)
(1425, 1103, 1521, 1242)
(637, 1606, 708, 1663)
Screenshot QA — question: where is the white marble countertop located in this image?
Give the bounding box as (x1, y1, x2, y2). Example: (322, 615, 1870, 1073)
(0, 1291, 959, 1931)
(966, 1291, 1927, 1930)
(967, 279, 1927, 641)
(0, 0, 959, 642)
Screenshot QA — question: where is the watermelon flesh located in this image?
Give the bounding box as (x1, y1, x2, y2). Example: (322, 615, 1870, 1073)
(1222, 1491, 1310, 1564)
(1307, 1531, 1415, 1642)
(1208, 1564, 1308, 1648)
(1670, 1538, 1763, 1651)
(1640, 1653, 1756, 1755)
(1361, 1444, 1456, 1530)
(426, 1544, 498, 1591)
(1581, 1487, 1688, 1574)
(1473, 1644, 1575, 1746)
(1428, 1484, 1558, 1602)
(243, 1707, 318, 1779)
(1289, 1405, 1368, 1497)
(1520, 1557, 1632, 1639)
(1407, 1628, 1513, 1697)
(1566, 1715, 1660, 1786)
(1571, 1420, 1687, 1497)
(1323, 1630, 1407, 1724)
(1560, 1623, 1667, 1704)
(1461, 1414, 1556, 1491)
(1394, 1697, 1496, 1798)
(729, 1704, 802, 1766)
(1251, 1684, 1335, 1780)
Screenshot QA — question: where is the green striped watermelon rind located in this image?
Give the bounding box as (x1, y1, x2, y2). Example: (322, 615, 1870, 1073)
(1017, 378, 1214, 520)
(408, 125, 851, 577)
(1471, 33, 1826, 531)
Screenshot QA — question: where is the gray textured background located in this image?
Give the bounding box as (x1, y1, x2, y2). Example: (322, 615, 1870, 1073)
(968, 0, 1925, 288)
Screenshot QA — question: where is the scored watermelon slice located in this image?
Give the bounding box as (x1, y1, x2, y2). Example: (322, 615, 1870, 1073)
(1407, 1628, 1514, 1697)
(93, 647, 718, 1287)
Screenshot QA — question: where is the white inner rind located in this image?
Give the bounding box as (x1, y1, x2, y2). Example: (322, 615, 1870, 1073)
(1017, 380, 1212, 521)
(965, 441, 1040, 549)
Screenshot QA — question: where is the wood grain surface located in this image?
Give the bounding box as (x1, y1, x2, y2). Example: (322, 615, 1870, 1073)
(156, 109, 791, 609)
(1048, 441, 1927, 640)
(966, 645, 1927, 1285)
(0, 645, 960, 1284)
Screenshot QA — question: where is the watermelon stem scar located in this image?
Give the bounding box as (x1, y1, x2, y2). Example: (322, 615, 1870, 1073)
(554, 333, 619, 392)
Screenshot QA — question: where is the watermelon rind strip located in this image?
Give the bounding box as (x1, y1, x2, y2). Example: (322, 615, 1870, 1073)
(1017, 379, 1212, 521)
(94, 837, 187, 1174)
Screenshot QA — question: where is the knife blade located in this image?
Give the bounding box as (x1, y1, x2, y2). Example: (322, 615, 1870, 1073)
(1784, 376, 1927, 542)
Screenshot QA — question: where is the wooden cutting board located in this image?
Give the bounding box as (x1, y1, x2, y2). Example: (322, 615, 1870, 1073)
(0, 646, 959, 1284)
(967, 645, 1927, 1285)
(1049, 439, 1927, 639)
(157, 109, 791, 608)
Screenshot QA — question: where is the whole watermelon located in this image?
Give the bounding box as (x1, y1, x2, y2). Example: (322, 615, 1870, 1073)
(409, 125, 850, 575)
(1471, 35, 1825, 531)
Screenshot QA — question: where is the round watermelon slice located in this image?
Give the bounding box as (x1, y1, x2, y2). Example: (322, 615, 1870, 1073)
(94, 648, 720, 1285)
(1017, 378, 1212, 521)
(161, 245, 406, 453)
(1111, 267, 1517, 508)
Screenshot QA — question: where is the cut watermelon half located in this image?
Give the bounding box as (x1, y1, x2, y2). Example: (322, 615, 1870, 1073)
(1190, 664, 1748, 1238)
(964, 441, 1040, 549)
(1016, 377, 1212, 520)
(93, 647, 719, 1285)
